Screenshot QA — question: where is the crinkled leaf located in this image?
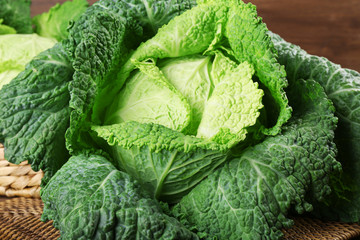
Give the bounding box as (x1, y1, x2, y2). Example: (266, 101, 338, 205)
(271, 32, 360, 222)
(197, 61, 263, 145)
(41, 153, 198, 240)
(225, 1, 291, 136)
(92, 121, 229, 203)
(158, 55, 213, 135)
(172, 79, 340, 239)
(0, 43, 73, 183)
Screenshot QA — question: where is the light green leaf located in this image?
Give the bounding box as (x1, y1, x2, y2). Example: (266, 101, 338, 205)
(210, 50, 237, 86)
(225, 2, 291, 136)
(197, 61, 263, 145)
(105, 61, 191, 132)
(0, 34, 57, 89)
(33, 0, 89, 41)
(0, 19, 16, 35)
(158, 55, 213, 135)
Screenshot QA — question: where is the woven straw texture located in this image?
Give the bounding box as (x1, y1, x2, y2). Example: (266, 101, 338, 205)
(283, 217, 360, 240)
(0, 197, 59, 239)
(0, 197, 360, 240)
(0, 145, 43, 198)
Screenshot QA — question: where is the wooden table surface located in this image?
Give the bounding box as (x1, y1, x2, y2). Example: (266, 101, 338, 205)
(30, 0, 360, 72)
(245, 0, 360, 72)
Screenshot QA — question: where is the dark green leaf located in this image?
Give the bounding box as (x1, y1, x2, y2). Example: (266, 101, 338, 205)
(41, 153, 198, 240)
(172, 79, 340, 239)
(271, 32, 360, 222)
(0, 43, 73, 183)
(0, 0, 32, 33)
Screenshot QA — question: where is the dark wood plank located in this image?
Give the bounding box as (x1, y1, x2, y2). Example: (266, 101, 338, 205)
(244, 0, 360, 72)
(30, 0, 96, 16)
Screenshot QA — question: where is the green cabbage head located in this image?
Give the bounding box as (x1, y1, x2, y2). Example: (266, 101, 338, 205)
(88, 0, 291, 203)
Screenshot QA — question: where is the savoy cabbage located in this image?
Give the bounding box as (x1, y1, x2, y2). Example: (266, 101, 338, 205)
(0, 0, 358, 239)
(64, 0, 290, 205)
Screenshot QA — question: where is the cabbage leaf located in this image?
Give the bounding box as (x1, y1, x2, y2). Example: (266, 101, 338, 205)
(105, 61, 192, 132)
(41, 153, 198, 240)
(32, 0, 89, 41)
(172, 79, 340, 239)
(0, 43, 73, 183)
(92, 121, 230, 203)
(158, 55, 213, 134)
(271, 32, 360, 223)
(196, 61, 263, 144)
(0, 34, 57, 89)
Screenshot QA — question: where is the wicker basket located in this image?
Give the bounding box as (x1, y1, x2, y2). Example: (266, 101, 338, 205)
(0, 144, 43, 198)
(0, 144, 360, 239)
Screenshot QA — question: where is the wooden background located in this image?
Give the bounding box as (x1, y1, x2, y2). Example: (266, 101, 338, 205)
(31, 0, 360, 72)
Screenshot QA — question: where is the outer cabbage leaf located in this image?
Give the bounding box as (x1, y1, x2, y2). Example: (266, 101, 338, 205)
(0, 34, 57, 89)
(41, 153, 198, 240)
(225, 0, 291, 136)
(271, 32, 360, 223)
(32, 0, 89, 41)
(64, 0, 196, 154)
(92, 121, 229, 203)
(0, 0, 32, 33)
(119, 0, 291, 137)
(0, 19, 16, 34)
(0, 43, 73, 183)
(172, 79, 340, 240)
